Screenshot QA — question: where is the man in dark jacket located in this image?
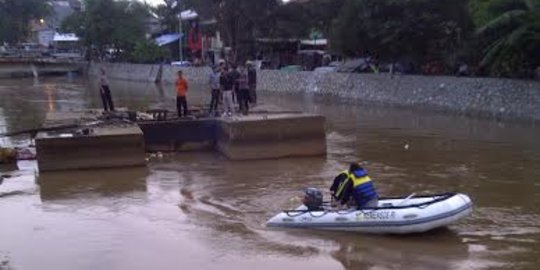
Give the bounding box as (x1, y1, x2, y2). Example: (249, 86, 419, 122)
(247, 61, 257, 104)
(229, 65, 240, 104)
(220, 67, 235, 116)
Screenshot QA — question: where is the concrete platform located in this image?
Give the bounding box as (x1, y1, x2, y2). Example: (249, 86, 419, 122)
(137, 102, 327, 160)
(36, 110, 145, 171)
(34, 105, 327, 170)
(138, 118, 216, 152)
(216, 114, 326, 160)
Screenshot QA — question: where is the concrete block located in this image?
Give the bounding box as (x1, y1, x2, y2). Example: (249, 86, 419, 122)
(36, 126, 146, 171)
(216, 114, 326, 160)
(138, 119, 216, 152)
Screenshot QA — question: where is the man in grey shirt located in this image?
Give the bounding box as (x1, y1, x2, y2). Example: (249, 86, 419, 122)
(208, 67, 221, 115)
(99, 68, 115, 111)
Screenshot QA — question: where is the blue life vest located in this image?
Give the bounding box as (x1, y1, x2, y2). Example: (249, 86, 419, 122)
(350, 168, 378, 207)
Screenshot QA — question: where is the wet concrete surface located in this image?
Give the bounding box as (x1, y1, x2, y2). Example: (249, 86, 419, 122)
(1, 76, 540, 270)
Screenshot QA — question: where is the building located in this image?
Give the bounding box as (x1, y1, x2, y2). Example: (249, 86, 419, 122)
(31, 0, 81, 47)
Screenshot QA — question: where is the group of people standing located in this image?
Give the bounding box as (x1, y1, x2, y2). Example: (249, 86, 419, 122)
(98, 63, 258, 119)
(209, 61, 257, 117)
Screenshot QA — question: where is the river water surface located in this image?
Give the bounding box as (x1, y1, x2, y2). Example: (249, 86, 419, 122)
(1, 76, 540, 270)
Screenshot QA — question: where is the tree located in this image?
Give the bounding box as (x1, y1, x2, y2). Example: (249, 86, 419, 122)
(131, 39, 170, 63)
(0, 0, 51, 43)
(303, 0, 346, 39)
(263, 0, 345, 39)
(330, 0, 473, 71)
(154, 0, 181, 33)
(61, 0, 150, 60)
(181, 0, 281, 61)
(153, 0, 344, 61)
(475, 0, 540, 77)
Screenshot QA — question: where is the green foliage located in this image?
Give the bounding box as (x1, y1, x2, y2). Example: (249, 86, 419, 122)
(330, 0, 364, 56)
(265, 2, 311, 38)
(475, 0, 540, 76)
(303, 0, 346, 37)
(153, 0, 181, 33)
(331, 0, 473, 68)
(266, 0, 345, 39)
(0, 0, 51, 43)
(61, 0, 150, 59)
(172, 0, 345, 60)
(130, 39, 170, 63)
(48, 0, 537, 77)
(182, 0, 281, 60)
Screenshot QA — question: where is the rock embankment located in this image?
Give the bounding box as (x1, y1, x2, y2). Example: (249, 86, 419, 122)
(89, 63, 540, 123)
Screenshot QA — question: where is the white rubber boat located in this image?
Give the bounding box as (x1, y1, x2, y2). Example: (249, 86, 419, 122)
(266, 192, 473, 234)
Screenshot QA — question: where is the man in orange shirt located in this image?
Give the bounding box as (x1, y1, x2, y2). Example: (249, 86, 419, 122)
(176, 70, 189, 117)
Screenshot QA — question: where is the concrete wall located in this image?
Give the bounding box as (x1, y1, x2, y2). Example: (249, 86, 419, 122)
(36, 126, 146, 171)
(138, 119, 216, 152)
(216, 114, 327, 160)
(89, 63, 540, 123)
(136, 115, 327, 160)
(0, 61, 83, 78)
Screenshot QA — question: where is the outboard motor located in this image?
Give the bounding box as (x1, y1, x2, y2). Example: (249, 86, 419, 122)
(303, 187, 323, 211)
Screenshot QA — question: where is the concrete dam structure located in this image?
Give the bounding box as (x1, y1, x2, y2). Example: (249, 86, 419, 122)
(35, 109, 327, 171)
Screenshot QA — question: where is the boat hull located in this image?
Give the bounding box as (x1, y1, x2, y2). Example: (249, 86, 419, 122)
(266, 193, 473, 234)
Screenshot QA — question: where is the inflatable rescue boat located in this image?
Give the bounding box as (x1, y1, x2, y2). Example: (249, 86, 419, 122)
(266, 192, 473, 234)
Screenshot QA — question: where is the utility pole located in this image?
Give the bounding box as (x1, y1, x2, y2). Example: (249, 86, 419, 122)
(179, 16, 183, 61)
(178, 0, 183, 61)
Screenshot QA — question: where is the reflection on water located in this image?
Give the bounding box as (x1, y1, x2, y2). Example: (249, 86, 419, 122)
(37, 167, 148, 201)
(1, 76, 540, 270)
(327, 229, 469, 270)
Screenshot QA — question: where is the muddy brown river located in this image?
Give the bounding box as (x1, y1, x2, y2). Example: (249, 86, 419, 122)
(1, 76, 540, 270)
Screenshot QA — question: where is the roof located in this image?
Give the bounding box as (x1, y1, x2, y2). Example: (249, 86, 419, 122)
(53, 33, 79, 42)
(300, 39, 327, 46)
(178, 9, 198, 20)
(256, 38, 299, 43)
(256, 38, 328, 46)
(155, 33, 183, 46)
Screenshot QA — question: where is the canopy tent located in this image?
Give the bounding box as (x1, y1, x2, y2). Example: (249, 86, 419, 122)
(300, 39, 327, 46)
(53, 33, 79, 42)
(155, 33, 183, 47)
(178, 9, 198, 20)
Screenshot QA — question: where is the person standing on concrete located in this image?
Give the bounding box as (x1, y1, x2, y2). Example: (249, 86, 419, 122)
(220, 67, 234, 117)
(247, 61, 257, 104)
(99, 68, 115, 111)
(229, 64, 240, 104)
(237, 65, 250, 115)
(208, 67, 221, 115)
(176, 70, 189, 118)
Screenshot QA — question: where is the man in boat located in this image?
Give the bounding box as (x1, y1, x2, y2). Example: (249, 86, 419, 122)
(330, 169, 350, 202)
(331, 163, 379, 209)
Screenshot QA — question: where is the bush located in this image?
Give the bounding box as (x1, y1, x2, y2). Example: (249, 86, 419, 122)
(130, 40, 170, 64)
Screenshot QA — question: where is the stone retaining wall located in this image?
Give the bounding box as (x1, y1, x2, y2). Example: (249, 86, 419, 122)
(0, 61, 83, 78)
(89, 63, 540, 123)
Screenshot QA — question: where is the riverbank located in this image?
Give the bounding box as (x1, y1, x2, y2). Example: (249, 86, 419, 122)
(89, 63, 540, 123)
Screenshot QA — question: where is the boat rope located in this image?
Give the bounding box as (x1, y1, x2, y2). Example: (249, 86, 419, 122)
(282, 193, 456, 216)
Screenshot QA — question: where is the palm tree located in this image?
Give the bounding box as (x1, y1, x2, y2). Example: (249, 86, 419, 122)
(476, 0, 540, 76)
